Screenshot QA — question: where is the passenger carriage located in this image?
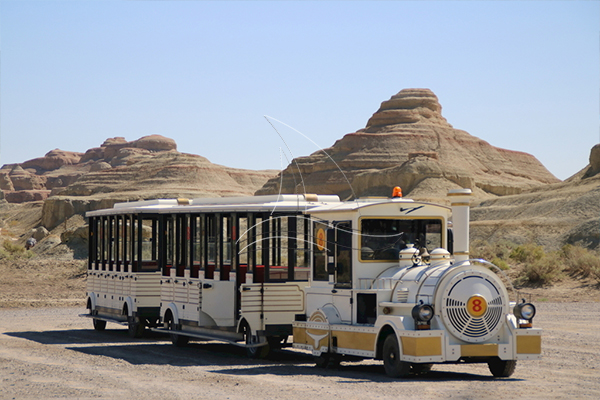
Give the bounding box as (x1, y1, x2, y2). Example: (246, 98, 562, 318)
(83, 194, 340, 355)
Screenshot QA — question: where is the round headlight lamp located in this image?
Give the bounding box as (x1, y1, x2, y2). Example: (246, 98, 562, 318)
(412, 304, 434, 322)
(514, 301, 536, 321)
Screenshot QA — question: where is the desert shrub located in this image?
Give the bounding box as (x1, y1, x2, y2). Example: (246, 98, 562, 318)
(470, 240, 515, 266)
(2, 240, 26, 255)
(592, 266, 600, 284)
(509, 243, 544, 264)
(561, 244, 600, 281)
(1, 240, 34, 260)
(515, 253, 564, 285)
(490, 256, 510, 271)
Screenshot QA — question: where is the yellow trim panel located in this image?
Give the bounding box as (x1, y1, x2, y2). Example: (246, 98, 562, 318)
(401, 336, 442, 357)
(461, 344, 498, 357)
(334, 331, 377, 352)
(517, 335, 542, 354)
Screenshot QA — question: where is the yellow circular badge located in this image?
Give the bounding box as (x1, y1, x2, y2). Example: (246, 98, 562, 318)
(466, 295, 488, 318)
(316, 228, 326, 251)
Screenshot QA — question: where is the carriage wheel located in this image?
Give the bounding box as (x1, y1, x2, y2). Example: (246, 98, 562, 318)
(242, 321, 269, 359)
(93, 318, 106, 331)
(127, 317, 145, 338)
(165, 313, 189, 347)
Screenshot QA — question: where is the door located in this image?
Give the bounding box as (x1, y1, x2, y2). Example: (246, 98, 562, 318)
(330, 221, 353, 323)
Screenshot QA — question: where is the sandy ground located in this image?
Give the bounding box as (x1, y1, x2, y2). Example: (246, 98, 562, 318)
(0, 303, 598, 400)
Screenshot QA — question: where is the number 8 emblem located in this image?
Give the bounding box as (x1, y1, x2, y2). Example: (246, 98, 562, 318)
(466, 295, 488, 318)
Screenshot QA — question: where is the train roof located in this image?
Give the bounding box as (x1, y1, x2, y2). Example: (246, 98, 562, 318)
(85, 194, 341, 217)
(305, 197, 451, 215)
(86, 193, 452, 218)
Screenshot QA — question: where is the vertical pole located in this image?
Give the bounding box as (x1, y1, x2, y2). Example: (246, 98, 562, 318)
(447, 189, 472, 263)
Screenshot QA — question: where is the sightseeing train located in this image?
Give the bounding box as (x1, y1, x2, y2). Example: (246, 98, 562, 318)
(82, 188, 541, 377)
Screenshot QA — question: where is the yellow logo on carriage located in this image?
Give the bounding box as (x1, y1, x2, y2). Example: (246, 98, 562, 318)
(316, 228, 326, 251)
(466, 295, 488, 318)
(307, 310, 329, 350)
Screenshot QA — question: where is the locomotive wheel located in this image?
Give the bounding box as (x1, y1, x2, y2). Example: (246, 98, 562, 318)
(127, 317, 145, 338)
(411, 363, 433, 375)
(242, 322, 270, 359)
(382, 334, 411, 378)
(165, 314, 189, 347)
(488, 358, 517, 377)
(92, 318, 106, 331)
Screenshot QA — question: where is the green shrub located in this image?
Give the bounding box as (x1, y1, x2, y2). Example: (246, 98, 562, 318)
(516, 253, 564, 285)
(561, 244, 600, 280)
(509, 243, 544, 264)
(470, 240, 515, 267)
(1, 240, 34, 260)
(490, 256, 510, 271)
(2, 240, 26, 255)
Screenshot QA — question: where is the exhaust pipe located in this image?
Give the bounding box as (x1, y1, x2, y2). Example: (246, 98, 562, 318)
(447, 188, 472, 263)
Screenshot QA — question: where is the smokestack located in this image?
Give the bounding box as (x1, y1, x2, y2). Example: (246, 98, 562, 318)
(447, 188, 472, 263)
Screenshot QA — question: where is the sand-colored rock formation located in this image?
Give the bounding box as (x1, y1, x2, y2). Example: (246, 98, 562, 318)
(471, 144, 600, 251)
(256, 89, 559, 200)
(1, 135, 277, 230)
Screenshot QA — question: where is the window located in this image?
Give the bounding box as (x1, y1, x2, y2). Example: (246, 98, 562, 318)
(360, 218, 443, 261)
(312, 220, 329, 281)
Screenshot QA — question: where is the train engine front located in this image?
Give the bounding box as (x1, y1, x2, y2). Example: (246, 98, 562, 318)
(375, 189, 541, 377)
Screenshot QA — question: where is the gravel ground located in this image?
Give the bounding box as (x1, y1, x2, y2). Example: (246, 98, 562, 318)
(1, 303, 598, 400)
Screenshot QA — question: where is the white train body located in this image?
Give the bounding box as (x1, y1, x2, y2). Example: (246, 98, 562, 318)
(82, 188, 540, 377)
(293, 189, 541, 377)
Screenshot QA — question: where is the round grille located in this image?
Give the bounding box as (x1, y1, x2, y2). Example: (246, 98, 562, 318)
(439, 271, 507, 343)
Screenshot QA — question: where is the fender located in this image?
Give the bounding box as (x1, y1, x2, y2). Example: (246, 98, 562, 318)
(317, 303, 343, 324)
(375, 315, 411, 333)
(87, 293, 97, 312)
(164, 302, 180, 325)
(123, 297, 135, 317)
(374, 316, 409, 355)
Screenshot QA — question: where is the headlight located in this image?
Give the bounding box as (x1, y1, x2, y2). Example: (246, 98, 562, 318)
(412, 304, 434, 322)
(514, 301, 536, 321)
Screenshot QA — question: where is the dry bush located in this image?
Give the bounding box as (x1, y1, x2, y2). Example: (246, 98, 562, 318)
(490, 256, 510, 271)
(470, 239, 515, 271)
(509, 243, 545, 264)
(1, 240, 34, 260)
(515, 253, 564, 286)
(562, 244, 600, 283)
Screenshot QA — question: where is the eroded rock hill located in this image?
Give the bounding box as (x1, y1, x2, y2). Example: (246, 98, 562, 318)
(256, 89, 559, 200)
(470, 144, 600, 251)
(1, 135, 277, 230)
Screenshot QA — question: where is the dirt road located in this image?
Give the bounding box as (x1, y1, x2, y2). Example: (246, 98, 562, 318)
(1, 303, 598, 400)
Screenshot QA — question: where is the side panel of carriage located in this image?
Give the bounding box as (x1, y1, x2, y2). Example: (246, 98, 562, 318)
(84, 213, 163, 332)
(158, 209, 313, 346)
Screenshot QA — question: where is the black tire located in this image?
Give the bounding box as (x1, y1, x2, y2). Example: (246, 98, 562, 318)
(127, 317, 145, 339)
(412, 363, 433, 375)
(267, 335, 286, 350)
(165, 314, 189, 347)
(382, 334, 411, 378)
(93, 318, 106, 331)
(315, 353, 341, 369)
(488, 358, 517, 377)
(242, 322, 269, 359)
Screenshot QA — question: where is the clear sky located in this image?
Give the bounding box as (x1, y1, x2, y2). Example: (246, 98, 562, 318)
(1, 1, 598, 181)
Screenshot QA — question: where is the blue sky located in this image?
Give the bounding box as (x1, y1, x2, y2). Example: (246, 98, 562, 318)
(1, 1, 598, 181)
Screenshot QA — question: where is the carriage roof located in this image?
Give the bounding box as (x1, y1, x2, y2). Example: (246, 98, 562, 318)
(85, 194, 341, 217)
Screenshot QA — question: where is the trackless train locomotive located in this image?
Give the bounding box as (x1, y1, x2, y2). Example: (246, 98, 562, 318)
(83, 188, 541, 377)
